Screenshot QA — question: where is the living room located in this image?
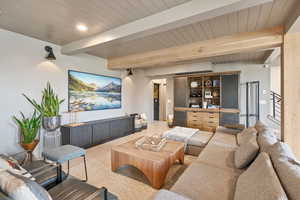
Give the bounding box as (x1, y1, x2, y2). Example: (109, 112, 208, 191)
(0, 0, 300, 200)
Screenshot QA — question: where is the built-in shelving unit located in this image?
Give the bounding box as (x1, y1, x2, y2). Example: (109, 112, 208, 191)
(173, 71, 240, 132)
(188, 75, 221, 109)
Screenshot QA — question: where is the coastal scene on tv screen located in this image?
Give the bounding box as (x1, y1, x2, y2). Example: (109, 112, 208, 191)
(69, 70, 121, 111)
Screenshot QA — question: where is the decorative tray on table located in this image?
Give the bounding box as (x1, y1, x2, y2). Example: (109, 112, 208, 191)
(135, 135, 167, 152)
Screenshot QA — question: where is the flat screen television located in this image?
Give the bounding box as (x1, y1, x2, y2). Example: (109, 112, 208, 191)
(68, 70, 121, 112)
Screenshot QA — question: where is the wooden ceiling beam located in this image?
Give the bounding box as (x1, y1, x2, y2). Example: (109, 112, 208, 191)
(108, 26, 284, 69)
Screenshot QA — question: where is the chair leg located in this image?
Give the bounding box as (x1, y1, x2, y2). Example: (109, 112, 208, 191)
(67, 160, 70, 177)
(83, 155, 88, 182)
(57, 164, 62, 183)
(103, 187, 108, 200)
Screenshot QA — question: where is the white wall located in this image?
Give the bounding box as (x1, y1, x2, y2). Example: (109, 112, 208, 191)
(270, 66, 281, 95)
(125, 70, 154, 121)
(212, 63, 271, 125)
(0, 29, 130, 154)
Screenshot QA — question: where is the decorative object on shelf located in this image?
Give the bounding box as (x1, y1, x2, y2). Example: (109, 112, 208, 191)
(190, 81, 198, 88)
(23, 82, 65, 150)
(66, 111, 85, 127)
(204, 90, 212, 98)
(205, 80, 212, 87)
(212, 90, 219, 97)
(191, 104, 200, 108)
(135, 135, 167, 152)
(202, 101, 208, 109)
(13, 110, 41, 161)
(167, 114, 174, 128)
(190, 92, 202, 97)
(68, 70, 121, 112)
(44, 46, 56, 60)
(208, 104, 219, 109)
(213, 80, 220, 87)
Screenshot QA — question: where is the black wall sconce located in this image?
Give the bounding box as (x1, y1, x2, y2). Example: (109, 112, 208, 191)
(45, 46, 56, 60)
(126, 68, 133, 76)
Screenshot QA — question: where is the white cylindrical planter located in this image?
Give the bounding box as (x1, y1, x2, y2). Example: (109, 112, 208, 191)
(43, 129, 61, 151)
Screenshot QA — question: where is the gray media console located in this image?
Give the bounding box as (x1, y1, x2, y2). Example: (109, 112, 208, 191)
(61, 116, 135, 149)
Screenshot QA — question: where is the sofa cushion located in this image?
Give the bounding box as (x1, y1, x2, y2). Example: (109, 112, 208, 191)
(209, 129, 238, 148)
(171, 162, 239, 200)
(269, 142, 298, 161)
(0, 170, 52, 200)
(234, 153, 288, 200)
(187, 131, 213, 147)
(254, 120, 267, 134)
(197, 143, 243, 173)
(237, 127, 257, 145)
(269, 142, 300, 200)
(257, 130, 278, 153)
(234, 135, 259, 169)
(153, 190, 191, 200)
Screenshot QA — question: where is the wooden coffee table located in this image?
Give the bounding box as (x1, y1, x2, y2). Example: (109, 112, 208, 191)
(111, 138, 184, 189)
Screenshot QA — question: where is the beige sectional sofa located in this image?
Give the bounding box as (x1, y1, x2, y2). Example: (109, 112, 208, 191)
(153, 122, 299, 200)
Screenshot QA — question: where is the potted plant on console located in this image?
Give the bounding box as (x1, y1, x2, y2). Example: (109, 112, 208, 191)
(13, 110, 41, 154)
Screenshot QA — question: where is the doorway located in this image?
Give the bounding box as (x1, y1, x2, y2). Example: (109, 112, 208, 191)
(152, 79, 167, 121)
(241, 81, 260, 127)
(153, 83, 160, 120)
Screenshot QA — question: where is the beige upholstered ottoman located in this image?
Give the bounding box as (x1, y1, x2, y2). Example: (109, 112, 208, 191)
(186, 131, 214, 156)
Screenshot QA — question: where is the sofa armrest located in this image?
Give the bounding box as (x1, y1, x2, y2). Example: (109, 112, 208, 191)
(216, 126, 242, 135)
(153, 190, 191, 200)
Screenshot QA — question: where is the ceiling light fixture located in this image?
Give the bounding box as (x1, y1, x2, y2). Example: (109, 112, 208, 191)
(76, 24, 88, 32)
(45, 46, 56, 60)
(126, 68, 133, 76)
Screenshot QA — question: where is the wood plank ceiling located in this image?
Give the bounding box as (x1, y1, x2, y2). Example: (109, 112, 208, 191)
(87, 0, 296, 64)
(0, 0, 190, 44)
(0, 0, 297, 64)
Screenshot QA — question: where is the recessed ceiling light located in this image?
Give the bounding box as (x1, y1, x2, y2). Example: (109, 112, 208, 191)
(76, 24, 88, 32)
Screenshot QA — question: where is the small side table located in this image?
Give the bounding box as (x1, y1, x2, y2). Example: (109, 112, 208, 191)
(42, 145, 88, 182)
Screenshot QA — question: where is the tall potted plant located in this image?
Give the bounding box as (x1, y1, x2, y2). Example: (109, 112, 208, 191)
(23, 82, 65, 131)
(13, 111, 41, 151)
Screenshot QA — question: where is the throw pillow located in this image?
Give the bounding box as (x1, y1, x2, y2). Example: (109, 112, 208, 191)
(0, 170, 52, 200)
(269, 142, 298, 161)
(234, 153, 288, 200)
(237, 127, 257, 145)
(234, 134, 259, 169)
(269, 142, 300, 200)
(254, 120, 267, 134)
(257, 130, 278, 153)
(0, 155, 32, 179)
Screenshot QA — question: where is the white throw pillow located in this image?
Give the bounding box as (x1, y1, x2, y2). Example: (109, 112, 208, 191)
(0, 170, 52, 200)
(0, 155, 33, 179)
